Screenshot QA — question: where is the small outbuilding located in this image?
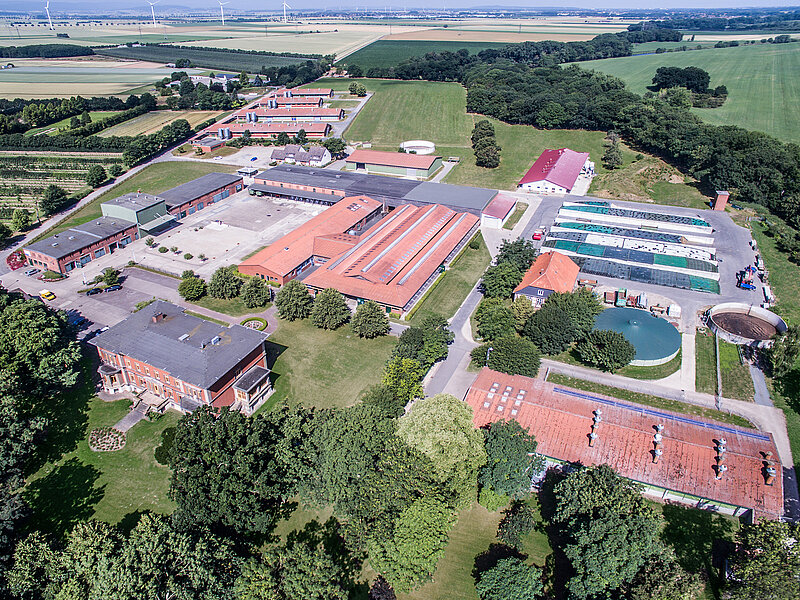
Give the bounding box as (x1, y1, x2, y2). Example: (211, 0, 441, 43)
(480, 194, 517, 229)
(513, 251, 580, 306)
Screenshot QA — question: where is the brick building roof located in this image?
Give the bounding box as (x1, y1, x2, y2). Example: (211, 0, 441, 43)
(288, 87, 333, 96)
(238, 107, 343, 119)
(304, 203, 478, 309)
(25, 217, 136, 260)
(514, 251, 579, 295)
(466, 368, 783, 519)
(205, 121, 331, 136)
(346, 149, 441, 170)
(239, 196, 382, 278)
(519, 148, 589, 189)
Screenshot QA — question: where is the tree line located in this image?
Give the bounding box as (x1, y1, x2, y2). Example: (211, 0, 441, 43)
(0, 44, 93, 59)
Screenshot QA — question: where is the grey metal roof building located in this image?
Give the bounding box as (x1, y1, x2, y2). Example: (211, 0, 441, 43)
(25, 217, 136, 260)
(255, 164, 498, 215)
(159, 173, 243, 208)
(89, 301, 268, 390)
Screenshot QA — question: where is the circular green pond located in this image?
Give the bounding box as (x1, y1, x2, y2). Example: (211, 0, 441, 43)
(593, 307, 681, 366)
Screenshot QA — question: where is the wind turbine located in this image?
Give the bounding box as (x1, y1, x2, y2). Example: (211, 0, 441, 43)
(218, 0, 229, 26)
(148, 0, 159, 28)
(282, 0, 290, 23)
(45, 1, 54, 30)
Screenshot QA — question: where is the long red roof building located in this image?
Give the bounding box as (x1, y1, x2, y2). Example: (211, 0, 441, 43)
(518, 148, 591, 193)
(465, 368, 783, 520)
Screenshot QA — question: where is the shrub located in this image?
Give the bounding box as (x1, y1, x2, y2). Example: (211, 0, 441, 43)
(183, 253, 193, 260)
(145, 237, 155, 247)
(158, 246, 169, 253)
(575, 329, 635, 372)
(170, 246, 179, 253)
(469, 236, 482, 250)
(178, 276, 206, 301)
(154, 427, 176, 465)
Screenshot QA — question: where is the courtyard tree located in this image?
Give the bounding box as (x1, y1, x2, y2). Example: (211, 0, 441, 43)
(178, 275, 206, 301)
(322, 137, 347, 157)
(397, 393, 486, 507)
(475, 557, 544, 600)
(85, 164, 107, 188)
(543, 288, 603, 338)
(275, 279, 313, 321)
(479, 419, 543, 499)
(552, 465, 664, 599)
(311, 287, 351, 330)
(381, 357, 425, 405)
(11, 209, 31, 232)
(351, 300, 390, 338)
(575, 329, 635, 372)
(102, 267, 119, 286)
(523, 303, 578, 355)
(626, 549, 703, 600)
(495, 239, 537, 272)
(241, 276, 271, 309)
(510, 296, 534, 332)
(208, 266, 243, 299)
(471, 336, 541, 378)
(481, 261, 523, 298)
(474, 298, 515, 341)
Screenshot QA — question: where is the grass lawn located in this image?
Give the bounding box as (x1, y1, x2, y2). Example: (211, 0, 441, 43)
(265, 318, 396, 410)
(580, 43, 800, 143)
(408, 233, 491, 325)
(751, 220, 800, 325)
(546, 373, 755, 429)
(503, 202, 528, 230)
(25, 111, 121, 136)
(718, 341, 754, 401)
(191, 294, 269, 317)
(341, 40, 509, 69)
(25, 396, 179, 536)
(552, 346, 682, 380)
(695, 332, 718, 394)
(40, 161, 238, 239)
(589, 155, 710, 209)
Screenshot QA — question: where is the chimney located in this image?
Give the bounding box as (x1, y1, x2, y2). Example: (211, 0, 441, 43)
(151, 311, 164, 323)
(714, 190, 730, 211)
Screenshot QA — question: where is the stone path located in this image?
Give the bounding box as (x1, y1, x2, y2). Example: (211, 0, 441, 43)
(113, 404, 147, 432)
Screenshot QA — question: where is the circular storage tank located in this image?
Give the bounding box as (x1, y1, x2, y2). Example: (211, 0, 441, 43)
(594, 307, 682, 367)
(400, 140, 436, 155)
(708, 303, 787, 346)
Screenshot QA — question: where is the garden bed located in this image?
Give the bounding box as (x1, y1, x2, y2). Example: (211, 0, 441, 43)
(88, 427, 126, 452)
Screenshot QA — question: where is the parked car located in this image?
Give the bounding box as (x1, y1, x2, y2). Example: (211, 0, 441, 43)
(104, 284, 122, 292)
(86, 288, 103, 296)
(731, 204, 744, 210)
(24, 268, 40, 276)
(39, 289, 56, 301)
(250, 156, 258, 162)
(69, 315, 89, 328)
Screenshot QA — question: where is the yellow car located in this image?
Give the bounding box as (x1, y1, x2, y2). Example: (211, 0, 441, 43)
(39, 289, 56, 301)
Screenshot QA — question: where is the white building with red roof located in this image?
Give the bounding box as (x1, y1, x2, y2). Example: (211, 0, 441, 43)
(518, 148, 594, 195)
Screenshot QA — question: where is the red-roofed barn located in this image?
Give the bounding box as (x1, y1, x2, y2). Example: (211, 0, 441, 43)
(518, 148, 594, 194)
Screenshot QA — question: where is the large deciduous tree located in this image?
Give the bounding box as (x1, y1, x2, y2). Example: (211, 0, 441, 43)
(481, 261, 523, 298)
(241, 276, 271, 309)
(382, 357, 425, 405)
(575, 329, 635, 372)
(311, 288, 351, 330)
(207, 266, 243, 299)
(39, 184, 70, 216)
(393, 314, 453, 368)
(474, 298, 515, 341)
(397, 393, 486, 506)
(178, 275, 206, 301)
(351, 300, 390, 338)
(275, 279, 313, 321)
(523, 303, 578, 355)
(475, 557, 543, 600)
(471, 335, 541, 377)
(479, 420, 543, 499)
(552, 465, 664, 599)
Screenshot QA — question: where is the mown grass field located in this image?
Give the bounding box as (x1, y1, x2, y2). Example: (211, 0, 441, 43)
(718, 340, 754, 401)
(41, 161, 237, 238)
(695, 332, 718, 394)
(751, 220, 800, 325)
(264, 318, 396, 410)
(580, 43, 800, 143)
(97, 110, 221, 137)
(25, 111, 120, 136)
(341, 40, 509, 69)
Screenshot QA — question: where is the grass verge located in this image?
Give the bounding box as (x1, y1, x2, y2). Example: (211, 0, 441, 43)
(695, 332, 718, 394)
(718, 341, 754, 401)
(502, 202, 528, 230)
(191, 295, 269, 317)
(183, 310, 229, 327)
(265, 318, 396, 410)
(552, 347, 682, 380)
(546, 373, 755, 429)
(408, 233, 491, 326)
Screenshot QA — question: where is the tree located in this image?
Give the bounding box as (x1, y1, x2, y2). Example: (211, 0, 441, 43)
(349, 81, 359, 95)
(482, 262, 523, 298)
(369, 497, 455, 593)
(394, 314, 454, 368)
(475, 145, 500, 168)
(523, 303, 578, 354)
(85, 164, 107, 188)
(626, 549, 703, 600)
(276, 131, 291, 146)
(0, 222, 10, 243)
(347, 64, 363, 77)
(80, 110, 91, 124)
(323, 137, 347, 157)
(178, 275, 206, 301)
(382, 357, 425, 405)
(311, 288, 351, 330)
(108, 164, 123, 177)
(475, 557, 543, 600)
(241, 276, 271, 309)
(471, 336, 541, 378)
(474, 298, 515, 341)
(39, 184, 70, 216)
(238, 70, 250, 87)
(511, 296, 534, 332)
(553, 465, 664, 599)
(207, 266, 243, 299)
(471, 120, 495, 145)
(495, 239, 537, 272)
(369, 576, 397, 600)
(479, 420, 543, 499)
(351, 300, 390, 338)
(11, 208, 31, 232)
(102, 267, 119, 286)
(765, 325, 800, 377)
(498, 500, 536, 550)
(295, 129, 308, 144)
(397, 393, 486, 506)
(602, 140, 623, 169)
(575, 329, 635, 371)
(275, 279, 313, 321)
(726, 520, 800, 600)
(542, 288, 602, 338)
(69, 115, 80, 128)
(355, 83, 367, 97)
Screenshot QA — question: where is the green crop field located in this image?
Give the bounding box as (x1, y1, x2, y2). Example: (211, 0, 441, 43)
(97, 110, 221, 137)
(341, 40, 509, 69)
(580, 43, 800, 143)
(25, 111, 121, 136)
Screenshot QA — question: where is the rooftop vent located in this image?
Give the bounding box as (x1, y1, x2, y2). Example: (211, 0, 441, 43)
(68, 236, 75, 240)
(51, 242, 59, 247)
(211, 335, 221, 345)
(178, 333, 190, 341)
